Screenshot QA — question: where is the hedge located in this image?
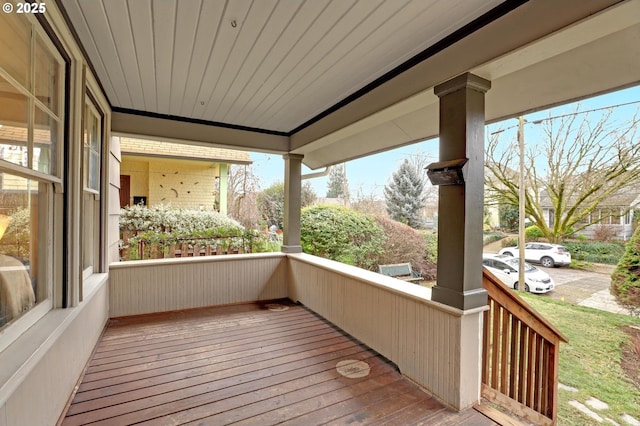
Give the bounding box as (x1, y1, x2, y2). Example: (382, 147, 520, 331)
(563, 241, 625, 265)
(301, 205, 385, 270)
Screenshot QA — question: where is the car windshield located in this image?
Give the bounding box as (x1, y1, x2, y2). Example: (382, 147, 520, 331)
(504, 258, 535, 271)
(556, 246, 569, 252)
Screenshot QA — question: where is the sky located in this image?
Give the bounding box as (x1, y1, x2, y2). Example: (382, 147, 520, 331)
(248, 85, 640, 199)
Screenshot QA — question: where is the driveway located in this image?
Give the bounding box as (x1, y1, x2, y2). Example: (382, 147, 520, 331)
(536, 264, 632, 315)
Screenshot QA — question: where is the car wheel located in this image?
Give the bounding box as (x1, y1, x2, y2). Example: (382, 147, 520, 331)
(525, 284, 530, 292)
(513, 282, 518, 290)
(503, 251, 514, 257)
(541, 256, 555, 268)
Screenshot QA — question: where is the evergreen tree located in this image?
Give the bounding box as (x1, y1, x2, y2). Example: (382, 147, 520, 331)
(384, 159, 427, 228)
(326, 164, 349, 199)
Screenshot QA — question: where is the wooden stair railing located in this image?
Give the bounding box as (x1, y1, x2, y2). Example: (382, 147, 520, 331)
(482, 268, 568, 426)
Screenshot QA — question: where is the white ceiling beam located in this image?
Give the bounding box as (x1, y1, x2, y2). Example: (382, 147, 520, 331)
(111, 111, 289, 154)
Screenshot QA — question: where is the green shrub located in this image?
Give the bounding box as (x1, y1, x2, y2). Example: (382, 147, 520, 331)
(501, 237, 518, 248)
(422, 231, 438, 265)
(301, 205, 385, 270)
(563, 241, 625, 265)
(525, 225, 544, 241)
(483, 231, 506, 246)
(374, 216, 436, 279)
(611, 226, 640, 315)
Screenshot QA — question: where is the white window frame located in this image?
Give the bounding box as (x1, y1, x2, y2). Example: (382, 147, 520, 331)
(82, 94, 103, 280)
(0, 12, 65, 351)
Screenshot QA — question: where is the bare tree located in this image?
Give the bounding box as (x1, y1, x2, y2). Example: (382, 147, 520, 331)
(226, 164, 262, 228)
(350, 187, 387, 217)
(486, 107, 640, 242)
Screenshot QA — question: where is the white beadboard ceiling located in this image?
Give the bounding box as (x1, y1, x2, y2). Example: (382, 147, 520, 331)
(58, 0, 639, 168)
(60, 0, 503, 133)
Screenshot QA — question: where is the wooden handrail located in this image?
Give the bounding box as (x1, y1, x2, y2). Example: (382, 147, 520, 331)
(481, 268, 568, 426)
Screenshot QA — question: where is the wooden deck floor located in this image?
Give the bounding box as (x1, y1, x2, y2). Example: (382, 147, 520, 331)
(61, 301, 497, 425)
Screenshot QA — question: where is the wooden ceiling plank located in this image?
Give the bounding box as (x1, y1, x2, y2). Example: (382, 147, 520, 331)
(232, 0, 340, 128)
(168, 0, 202, 117)
(64, 0, 120, 105)
(240, 0, 358, 128)
(202, 0, 280, 121)
(191, 0, 253, 120)
(127, 0, 156, 112)
(103, 0, 145, 111)
(221, 0, 326, 128)
(79, 0, 133, 107)
(151, 0, 177, 114)
(178, 0, 227, 118)
(250, 0, 387, 129)
(217, 0, 302, 124)
(254, 0, 426, 130)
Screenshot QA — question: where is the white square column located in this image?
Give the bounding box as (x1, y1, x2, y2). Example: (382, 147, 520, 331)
(282, 154, 303, 253)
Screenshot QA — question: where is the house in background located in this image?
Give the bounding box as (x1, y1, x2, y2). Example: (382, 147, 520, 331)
(119, 137, 251, 215)
(541, 191, 640, 240)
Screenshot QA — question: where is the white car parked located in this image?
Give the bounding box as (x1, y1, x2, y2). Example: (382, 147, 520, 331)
(498, 243, 571, 267)
(482, 254, 555, 293)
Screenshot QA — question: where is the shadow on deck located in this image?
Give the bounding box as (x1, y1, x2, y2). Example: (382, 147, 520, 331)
(61, 301, 497, 425)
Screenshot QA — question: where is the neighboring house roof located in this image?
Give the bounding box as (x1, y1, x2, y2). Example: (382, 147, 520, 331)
(120, 137, 252, 164)
(539, 189, 640, 208)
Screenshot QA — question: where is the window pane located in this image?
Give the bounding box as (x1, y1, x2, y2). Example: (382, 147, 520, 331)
(35, 35, 59, 115)
(89, 152, 100, 190)
(90, 111, 99, 151)
(33, 107, 57, 175)
(0, 174, 42, 329)
(84, 100, 101, 191)
(0, 12, 30, 89)
(0, 77, 29, 168)
(83, 192, 94, 270)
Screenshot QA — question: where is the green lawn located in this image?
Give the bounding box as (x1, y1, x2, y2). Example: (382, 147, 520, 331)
(520, 293, 640, 425)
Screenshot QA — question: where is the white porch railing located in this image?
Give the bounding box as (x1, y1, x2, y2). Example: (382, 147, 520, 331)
(109, 253, 287, 317)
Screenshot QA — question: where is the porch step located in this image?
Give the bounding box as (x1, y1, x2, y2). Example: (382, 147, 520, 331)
(475, 402, 530, 426)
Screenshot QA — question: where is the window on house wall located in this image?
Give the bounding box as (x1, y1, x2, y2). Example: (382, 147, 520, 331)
(600, 208, 615, 225)
(83, 95, 102, 277)
(0, 11, 64, 339)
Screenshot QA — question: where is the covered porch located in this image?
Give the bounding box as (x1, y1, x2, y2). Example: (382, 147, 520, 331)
(62, 300, 495, 425)
(1, 1, 638, 425)
(55, 252, 561, 425)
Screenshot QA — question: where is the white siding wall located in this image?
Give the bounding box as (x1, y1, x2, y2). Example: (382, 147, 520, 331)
(108, 136, 122, 263)
(0, 278, 108, 426)
(287, 253, 486, 410)
(109, 253, 287, 317)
